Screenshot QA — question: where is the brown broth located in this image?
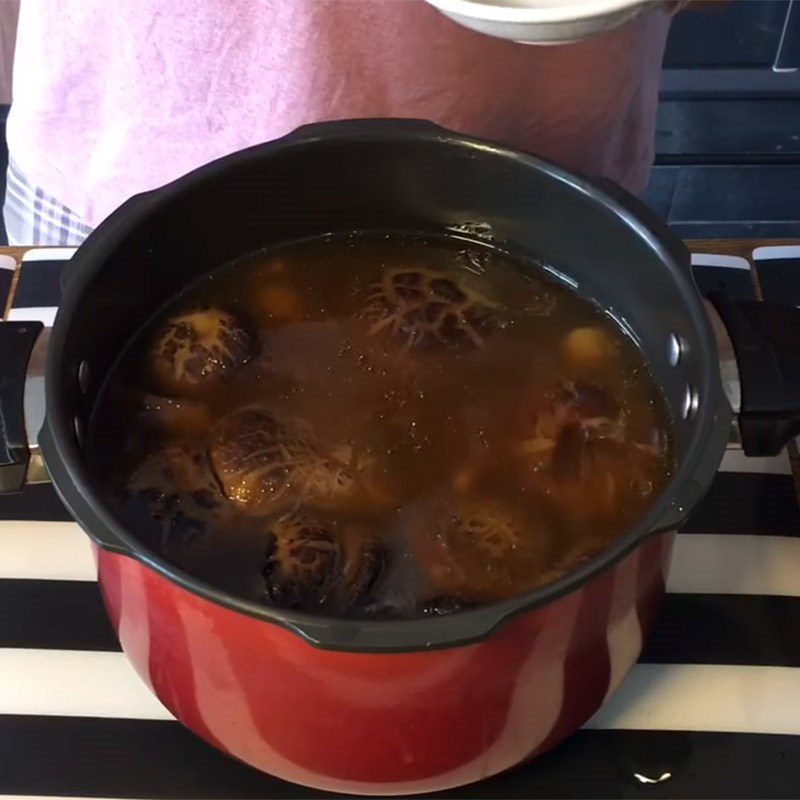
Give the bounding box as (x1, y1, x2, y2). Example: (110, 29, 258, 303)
(89, 232, 675, 618)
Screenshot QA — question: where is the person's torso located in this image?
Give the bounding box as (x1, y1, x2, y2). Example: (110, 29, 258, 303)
(8, 0, 670, 226)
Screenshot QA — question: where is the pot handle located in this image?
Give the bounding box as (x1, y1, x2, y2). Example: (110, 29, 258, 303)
(0, 320, 133, 557)
(707, 292, 800, 456)
(589, 175, 799, 455)
(0, 321, 45, 492)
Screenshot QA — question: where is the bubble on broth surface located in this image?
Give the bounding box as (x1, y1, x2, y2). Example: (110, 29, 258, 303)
(420, 595, 480, 617)
(136, 392, 213, 437)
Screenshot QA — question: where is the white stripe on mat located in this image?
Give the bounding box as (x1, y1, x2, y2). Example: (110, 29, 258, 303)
(2, 649, 799, 736)
(6, 306, 58, 326)
(3, 523, 800, 597)
(667, 534, 800, 597)
(719, 449, 792, 475)
(690, 253, 751, 270)
(20, 247, 78, 263)
(0, 521, 95, 581)
(586, 663, 800, 734)
(752, 245, 800, 260)
(0, 649, 172, 720)
(0, 797, 131, 800)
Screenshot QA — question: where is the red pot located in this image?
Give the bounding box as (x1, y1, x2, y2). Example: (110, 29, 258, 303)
(1, 120, 798, 793)
(96, 532, 672, 794)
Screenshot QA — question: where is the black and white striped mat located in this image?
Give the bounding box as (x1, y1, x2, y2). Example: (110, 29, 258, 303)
(1, 247, 799, 800)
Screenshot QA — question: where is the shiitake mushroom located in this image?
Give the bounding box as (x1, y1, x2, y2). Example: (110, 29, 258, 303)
(361, 268, 500, 351)
(516, 379, 666, 526)
(123, 442, 224, 548)
(410, 498, 554, 603)
(263, 510, 383, 613)
(208, 405, 395, 516)
(150, 307, 252, 395)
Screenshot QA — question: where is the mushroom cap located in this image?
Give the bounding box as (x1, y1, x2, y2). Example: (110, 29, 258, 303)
(411, 498, 553, 602)
(516, 380, 667, 526)
(124, 442, 223, 548)
(263, 510, 383, 612)
(150, 307, 252, 395)
(209, 406, 395, 516)
(361, 268, 500, 351)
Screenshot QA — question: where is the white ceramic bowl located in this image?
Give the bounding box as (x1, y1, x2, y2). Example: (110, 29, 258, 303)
(425, 0, 655, 43)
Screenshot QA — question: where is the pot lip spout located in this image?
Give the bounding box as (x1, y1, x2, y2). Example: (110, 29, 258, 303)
(37, 119, 729, 654)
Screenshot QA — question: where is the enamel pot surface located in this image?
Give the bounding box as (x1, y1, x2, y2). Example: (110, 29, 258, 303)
(1, 120, 799, 794)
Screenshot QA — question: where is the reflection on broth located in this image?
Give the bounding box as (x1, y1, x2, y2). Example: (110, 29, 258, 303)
(89, 232, 675, 618)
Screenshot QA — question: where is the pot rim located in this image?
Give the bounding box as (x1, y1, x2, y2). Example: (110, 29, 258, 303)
(40, 119, 731, 653)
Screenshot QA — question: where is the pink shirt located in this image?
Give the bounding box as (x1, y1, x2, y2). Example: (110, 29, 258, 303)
(8, 1, 671, 228)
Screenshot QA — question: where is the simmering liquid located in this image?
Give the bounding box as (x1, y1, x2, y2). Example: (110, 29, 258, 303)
(90, 233, 674, 618)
